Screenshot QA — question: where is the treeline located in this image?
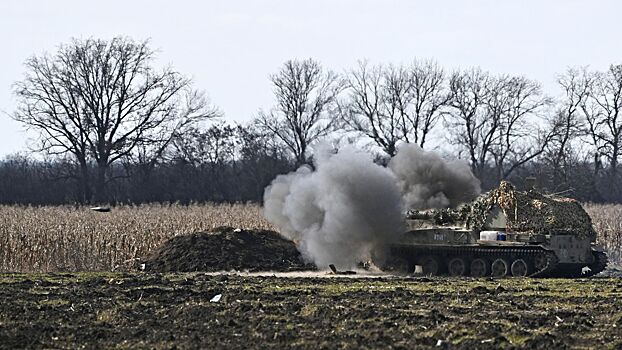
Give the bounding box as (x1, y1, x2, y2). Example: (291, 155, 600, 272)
(0, 124, 618, 205)
(6, 37, 622, 204)
(0, 124, 290, 204)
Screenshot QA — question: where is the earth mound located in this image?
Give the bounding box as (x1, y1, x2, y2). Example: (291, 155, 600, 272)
(142, 227, 315, 272)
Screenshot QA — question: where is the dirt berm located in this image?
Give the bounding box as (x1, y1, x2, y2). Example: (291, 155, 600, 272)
(142, 227, 315, 272)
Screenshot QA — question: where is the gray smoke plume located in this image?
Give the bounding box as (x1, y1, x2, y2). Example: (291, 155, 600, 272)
(263, 143, 480, 269)
(389, 143, 481, 210)
(263, 146, 404, 269)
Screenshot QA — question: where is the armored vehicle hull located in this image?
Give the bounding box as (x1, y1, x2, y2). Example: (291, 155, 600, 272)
(382, 228, 607, 277)
(375, 181, 608, 278)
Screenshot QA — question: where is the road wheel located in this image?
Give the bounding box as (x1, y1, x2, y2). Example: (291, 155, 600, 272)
(448, 257, 467, 276)
(491, 258, 509, 278)
(510, 259, 530, 277)
(420, 256, 440, 276)
(470, 258, 489, 277)
(534, 254, 548, 272)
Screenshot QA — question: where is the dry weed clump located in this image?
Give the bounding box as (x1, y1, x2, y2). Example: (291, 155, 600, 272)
(0, 203, 273, 272)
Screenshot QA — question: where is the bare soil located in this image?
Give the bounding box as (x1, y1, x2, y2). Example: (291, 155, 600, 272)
(3, 228, 621, 348)
(1, 273, 621, 349)
(141, 227, 314, 272)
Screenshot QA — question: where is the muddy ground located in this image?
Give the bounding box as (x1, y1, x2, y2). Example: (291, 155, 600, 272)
(1, 273, 621, 349)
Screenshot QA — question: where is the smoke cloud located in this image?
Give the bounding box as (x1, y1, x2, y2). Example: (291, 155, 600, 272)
(389, 143, 481, 210)
(263, 146, 404, 269)
(263, 143, 480, 269)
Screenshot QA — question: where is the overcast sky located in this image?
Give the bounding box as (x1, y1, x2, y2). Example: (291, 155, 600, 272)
(1, 0, 621, 156)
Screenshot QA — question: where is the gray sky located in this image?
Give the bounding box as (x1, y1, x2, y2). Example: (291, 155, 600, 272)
(1, 0, 621, 156)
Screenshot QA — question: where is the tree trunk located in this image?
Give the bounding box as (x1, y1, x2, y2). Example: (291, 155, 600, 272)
(611, 142, 619, 177)
(386, 143, 396, 158)
(93, 162, 108, 204)
(78, 160, 91, 204)
(296, 146, 307, 167)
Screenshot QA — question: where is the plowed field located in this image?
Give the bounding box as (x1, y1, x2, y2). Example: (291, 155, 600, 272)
(1, 273, 621, 349)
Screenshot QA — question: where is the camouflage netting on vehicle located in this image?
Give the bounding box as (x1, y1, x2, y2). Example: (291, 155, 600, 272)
(462, 181, 596, 240)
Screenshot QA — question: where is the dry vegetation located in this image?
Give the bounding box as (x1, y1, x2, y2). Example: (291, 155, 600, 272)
(0, 203, 273, 272)
(584, 203, 622, 264)
(0, 203, 620, 273)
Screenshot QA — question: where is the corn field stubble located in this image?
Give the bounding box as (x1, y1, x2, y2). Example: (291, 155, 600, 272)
(584, 203, 622, 264)
(0, 203, 620, 273)
(0, 203, 274, 272)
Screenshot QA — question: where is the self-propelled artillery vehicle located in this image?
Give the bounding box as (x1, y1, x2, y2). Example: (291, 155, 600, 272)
(376, 181, 608, 277)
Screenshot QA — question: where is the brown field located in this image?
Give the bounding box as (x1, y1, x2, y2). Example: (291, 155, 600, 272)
(1, 204, 622, 349)
(0, 203, 620, 273)
(1, 273, 622, 349)
(0, 203, 274, 272)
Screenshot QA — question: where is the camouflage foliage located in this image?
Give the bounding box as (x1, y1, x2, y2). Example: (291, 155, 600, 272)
(463, 181, 596, 240)
(410, 181, 597, 241)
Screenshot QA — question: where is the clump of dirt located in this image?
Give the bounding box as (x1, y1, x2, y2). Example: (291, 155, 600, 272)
(142, 227, 315, 272)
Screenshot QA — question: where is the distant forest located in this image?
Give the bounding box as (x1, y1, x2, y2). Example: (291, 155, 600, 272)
(4, 36, 622, 205)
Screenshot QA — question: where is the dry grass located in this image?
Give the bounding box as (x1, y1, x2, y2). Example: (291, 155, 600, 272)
(0, 203, 273, 272)
(584, 203, 622, 264)
(0, 203, 621, 272)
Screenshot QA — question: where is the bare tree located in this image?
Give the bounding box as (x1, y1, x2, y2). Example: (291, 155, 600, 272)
(172, 123, 238, 166)
(12, 37, 217, 202)
(170, 123, 239, 200)
(341, 61, 402, 156)
(341, 60, 449, 156)
(446, 68, 493, 177)
(582, 64, 622, 176)
(446, 68, 551, 181)
(238, 123, 293, 199)
(545, 67, 593, 186)
(258, 59, 344, 166)
(404, 59, 450, 147)
(490, 76, 553, 179)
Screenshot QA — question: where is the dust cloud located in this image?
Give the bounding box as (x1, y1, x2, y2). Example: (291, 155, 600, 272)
(263, 143, 480, 269)
(389, 143, 480, 210)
